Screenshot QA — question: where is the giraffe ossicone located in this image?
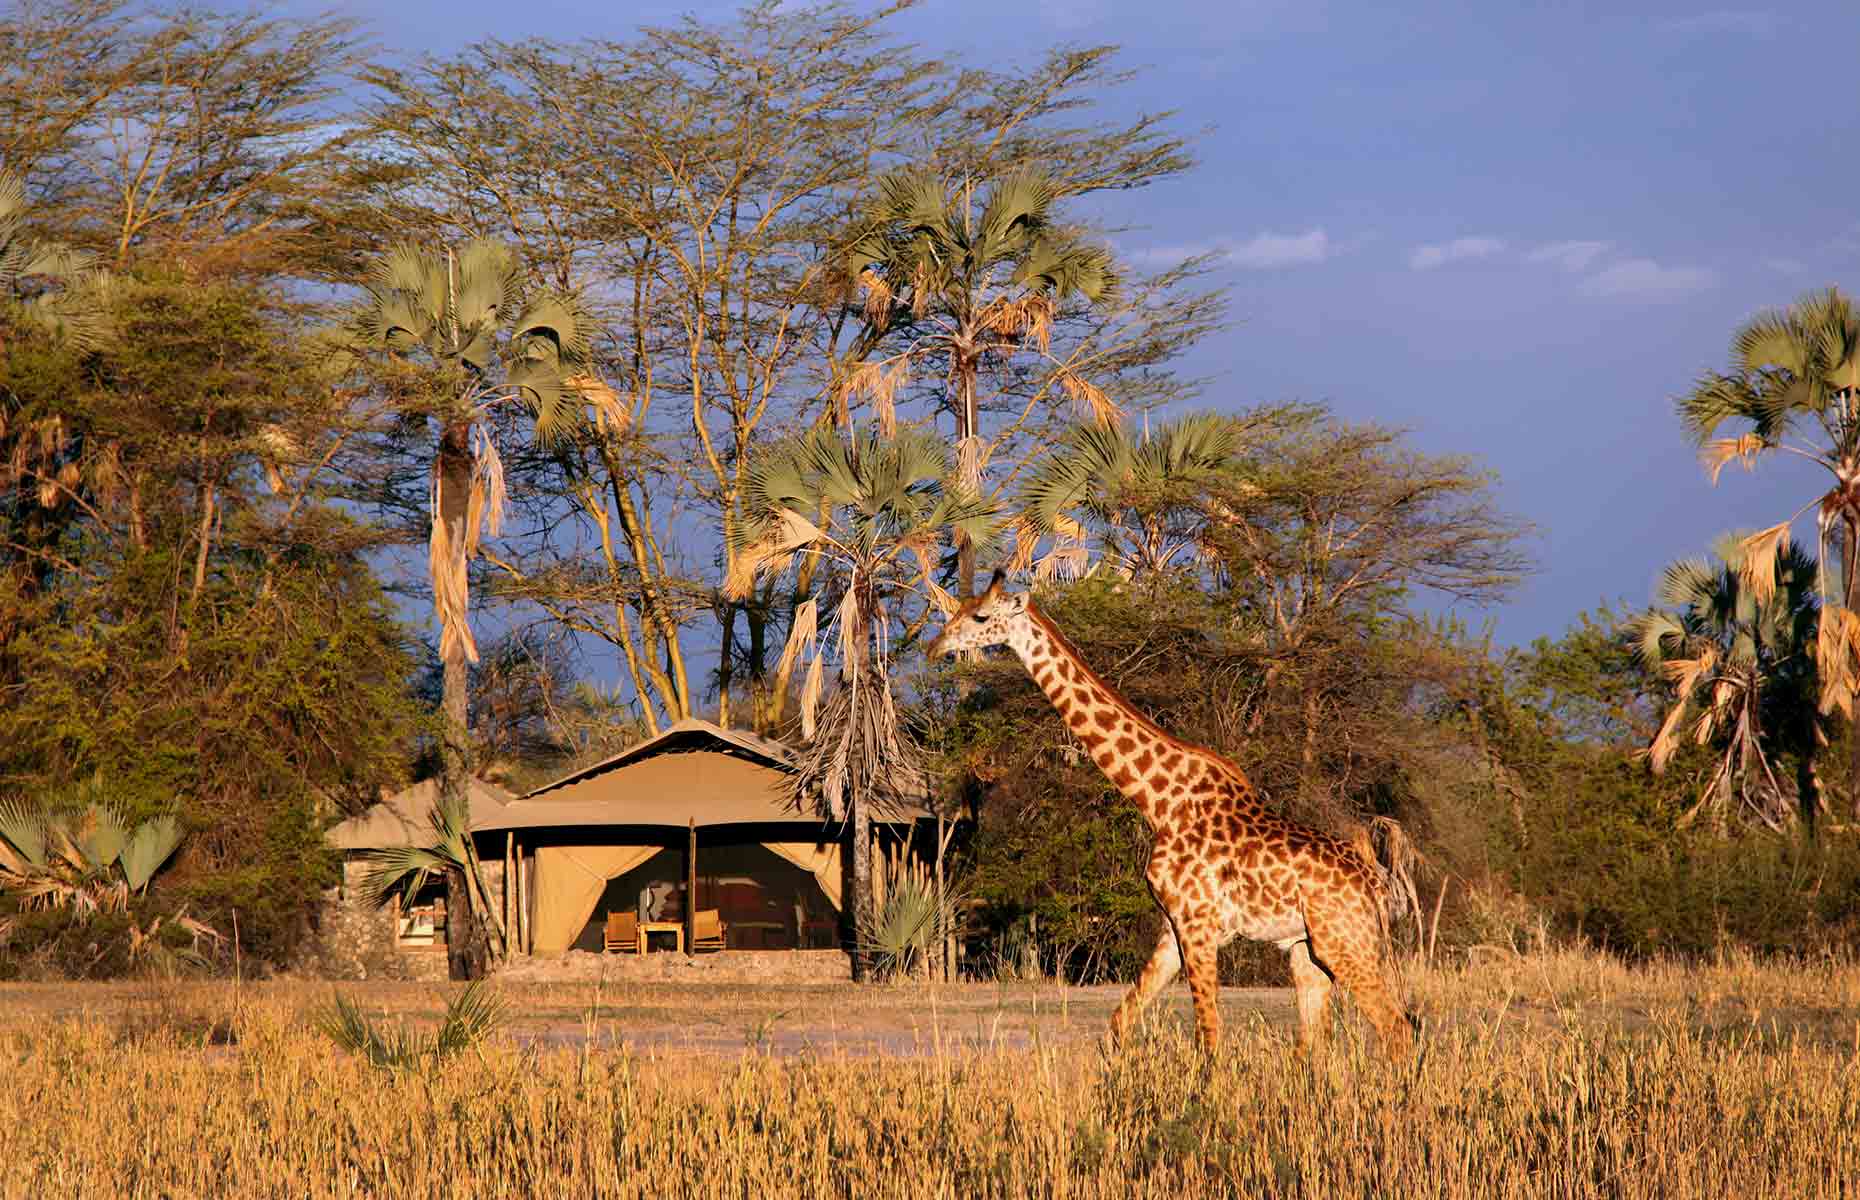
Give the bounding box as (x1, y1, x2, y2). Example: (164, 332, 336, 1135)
(929, 572, 1413, 1058)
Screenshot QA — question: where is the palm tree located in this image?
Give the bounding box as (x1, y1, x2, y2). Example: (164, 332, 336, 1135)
(1633, 534, 1823, 832)
(0, 776, 184, 918)
(0, 167, 110, 353)
(837, 169, 1118, 595)
(727, 424, 997, 980)
(350, 240, 614, 977)
(1680, 288, 1860, 819)
(1015, 412, 1250, 581)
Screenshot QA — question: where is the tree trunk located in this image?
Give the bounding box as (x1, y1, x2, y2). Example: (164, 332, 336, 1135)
(188, 479, 216, 608)
(438, 419, 487, 981)
(1846, 514, 1860, 823)
(954, 356, 979, 598)
(849, 797, 873, 983)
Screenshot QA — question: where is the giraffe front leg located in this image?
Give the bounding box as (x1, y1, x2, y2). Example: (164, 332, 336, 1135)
(1179, 924, 1222, 1055)
(1109, 925, 1182, 1046)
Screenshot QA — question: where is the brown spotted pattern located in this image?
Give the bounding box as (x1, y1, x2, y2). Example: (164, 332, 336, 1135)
(930, 578, 1412, 1059)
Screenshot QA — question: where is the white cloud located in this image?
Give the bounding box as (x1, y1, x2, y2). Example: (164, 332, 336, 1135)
(1124, 230, 1334, 271)
(1659, 10, 1777, 35)
(1225, 229, 1332, 269)
(1409, 236, 1506, 270)
(1580, 259, 1716, 300)
(1526, 240, 1612, 273)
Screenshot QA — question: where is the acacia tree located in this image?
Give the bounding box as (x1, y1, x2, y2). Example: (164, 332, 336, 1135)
(0, 0, 364, 280)
(349, 239, 612, 978)
(347, 11, 1212, 734)
(1017, 403, 1528, 804)
(728, 425, 996, 980)
(1633, 535, 1823, 831)
(1679, 288, 1860, 819)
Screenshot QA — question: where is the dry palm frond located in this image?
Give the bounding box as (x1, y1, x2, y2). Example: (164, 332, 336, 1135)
(838, 358, 910, 436)
(956, 435, 987, 495)
(1006, 518, 1040, 575)
(831, 585, 862, 676)
(800, 654, 825, 741)
(789, 667, 926, 823)
(1735, 523, 1791, 606)
(724, 542, 793, 601)
(567, 374, 627, 435)
(1701, 434, 1765, 483)
(925, 580, 959, 616)
(726, 510, 822, 599)
(857, 268, 894, 326)
(1034, 545, 1091, 583)
(773, 597, 818, 689)
(1816, 605, 1860, 716)
(1648, 696, 1692, 773)
(1662, 647, 1718, 698)
(910, 260, 932, 318)
(427, 476, 474, 666)
(1057, 369, 1122, 427)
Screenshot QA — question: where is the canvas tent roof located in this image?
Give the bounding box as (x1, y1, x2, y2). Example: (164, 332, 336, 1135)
(325, 778, 516, 850)
(473, 717, 926, 832)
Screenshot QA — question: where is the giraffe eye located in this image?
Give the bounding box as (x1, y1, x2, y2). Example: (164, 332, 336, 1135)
(970, 614, 988, 625)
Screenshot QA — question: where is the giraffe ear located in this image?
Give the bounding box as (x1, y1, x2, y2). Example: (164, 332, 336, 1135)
(985, 568, 1006, 598)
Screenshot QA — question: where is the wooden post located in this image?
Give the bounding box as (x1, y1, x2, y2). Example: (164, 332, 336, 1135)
(503, 831, 514, 953)
(934, 810, 945, 982)
(515, 841, 529, 956)
(686, 818, 697, 956)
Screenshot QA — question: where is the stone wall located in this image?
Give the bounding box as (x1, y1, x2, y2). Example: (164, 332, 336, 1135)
(303, 858, 448, 981)
(302, 850, 540, 980)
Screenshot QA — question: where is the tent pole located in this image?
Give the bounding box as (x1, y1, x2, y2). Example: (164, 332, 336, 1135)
(935, 811, 946, 982)
(686, 818, 697, 956)
(516, 841, 529, 955)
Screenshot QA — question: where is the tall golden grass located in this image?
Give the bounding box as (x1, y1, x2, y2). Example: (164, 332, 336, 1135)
(3, 950, 1857, 1198)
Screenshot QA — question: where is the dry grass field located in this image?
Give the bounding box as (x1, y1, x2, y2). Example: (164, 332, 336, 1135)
(3, 949, 1857, 1198)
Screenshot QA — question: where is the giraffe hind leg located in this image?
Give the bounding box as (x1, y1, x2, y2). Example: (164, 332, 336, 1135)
(1109, 925, 1182, 1046)
(1286, 937, 1333, 1055)
(1303, 896, 1412, 1059)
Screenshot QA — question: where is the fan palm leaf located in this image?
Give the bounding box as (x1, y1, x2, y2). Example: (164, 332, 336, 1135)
(1634, 534, 1822, 830)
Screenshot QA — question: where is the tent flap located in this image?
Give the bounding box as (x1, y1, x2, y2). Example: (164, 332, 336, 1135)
(532, 844, 663, 956)
(763, 841, 843, 911)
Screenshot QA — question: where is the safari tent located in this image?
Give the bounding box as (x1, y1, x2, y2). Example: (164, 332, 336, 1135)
(323, 719, 925, 965)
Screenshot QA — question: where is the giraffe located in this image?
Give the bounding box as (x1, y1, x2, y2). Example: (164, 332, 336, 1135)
(929, 572, 1413, 1059)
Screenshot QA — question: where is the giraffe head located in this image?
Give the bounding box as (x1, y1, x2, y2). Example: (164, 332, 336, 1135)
(927, 570, 1031, 659)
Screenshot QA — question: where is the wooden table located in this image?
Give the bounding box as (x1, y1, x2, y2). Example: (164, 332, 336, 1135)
(638, 921, 684, 955)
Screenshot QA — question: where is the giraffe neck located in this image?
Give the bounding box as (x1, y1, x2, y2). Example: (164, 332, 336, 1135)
(1011, 605, 1182, 829)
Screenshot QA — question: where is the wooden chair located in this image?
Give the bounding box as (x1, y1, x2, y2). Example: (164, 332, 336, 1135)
(603, 911, 639, 954)
(691, 908, 727, 952)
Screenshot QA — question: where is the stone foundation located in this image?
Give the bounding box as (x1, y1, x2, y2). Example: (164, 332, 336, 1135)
(498, 948, 852, 984)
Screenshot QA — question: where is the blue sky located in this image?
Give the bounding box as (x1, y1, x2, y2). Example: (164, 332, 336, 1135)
(295, 0, 1860, 646)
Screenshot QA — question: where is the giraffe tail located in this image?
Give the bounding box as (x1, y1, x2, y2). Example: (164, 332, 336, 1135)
(1353, 820, 1419, 1033)
(1350, 818, 1417, 945)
